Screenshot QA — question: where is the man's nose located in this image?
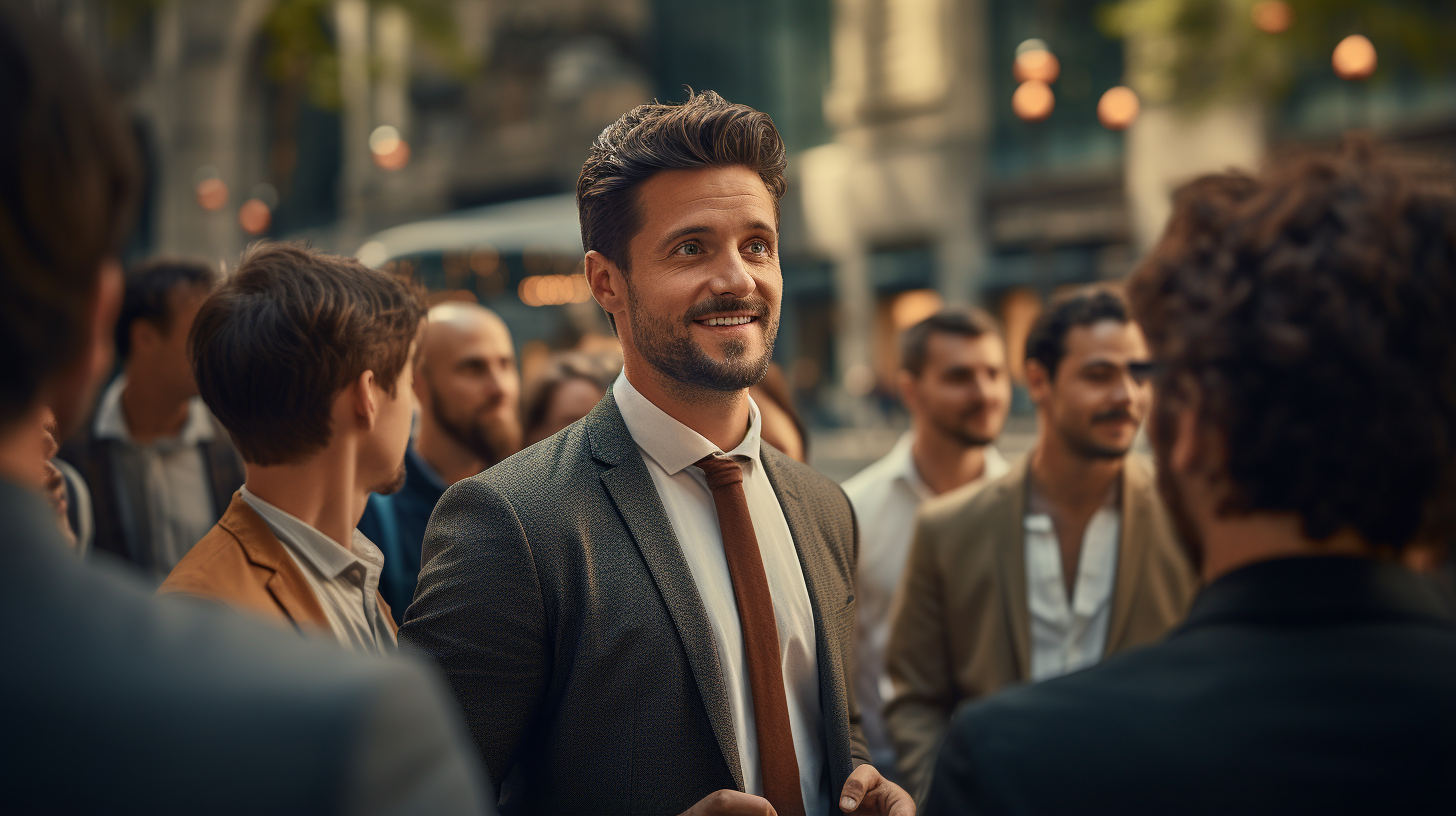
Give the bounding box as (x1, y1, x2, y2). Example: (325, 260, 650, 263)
(708, 250, 756, 299)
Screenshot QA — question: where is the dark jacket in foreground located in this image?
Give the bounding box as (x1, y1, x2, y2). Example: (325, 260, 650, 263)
(923, 556, 1456, 815)
(0, 477, 490, 815)
(401, 391, 870, 815)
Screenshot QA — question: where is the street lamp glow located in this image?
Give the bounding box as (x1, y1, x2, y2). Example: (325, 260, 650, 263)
(1013, 48, 1060, 84)
(1012, 80, 1055, 122)
(1097, 86, 1140, 130)
(1251, 1, 1293, 34)
(1333, 35, 1377, 81)
(238, 198, 271, 234)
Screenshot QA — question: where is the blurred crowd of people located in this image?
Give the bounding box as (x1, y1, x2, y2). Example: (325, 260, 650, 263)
(4, 2, 1456, 815)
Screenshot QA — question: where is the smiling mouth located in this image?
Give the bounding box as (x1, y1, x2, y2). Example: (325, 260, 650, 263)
(698, 316, 758, 327)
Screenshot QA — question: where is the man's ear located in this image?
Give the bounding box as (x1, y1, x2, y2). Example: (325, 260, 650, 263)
(585, 250, 625, 317)
(1024, 359, 1052, 406)
(896, 369, 920, 415)
(352, 369, 380, 431)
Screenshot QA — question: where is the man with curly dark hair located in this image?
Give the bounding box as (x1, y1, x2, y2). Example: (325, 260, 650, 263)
(922, 139, 1456, 815)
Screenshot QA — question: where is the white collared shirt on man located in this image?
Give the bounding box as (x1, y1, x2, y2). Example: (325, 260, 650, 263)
(1024, 492, 1120, 682)
(842, 432, 1009, 771)
(613, 370, 828, 816)
(240, 486, 396, 654)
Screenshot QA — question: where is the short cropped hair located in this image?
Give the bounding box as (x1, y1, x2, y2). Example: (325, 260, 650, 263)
(116, 258, 216, 360)
(1128, 138, 1456, 550)
(577, 91, 786, 329)
(0, 3, 139, 427)
(190, 242, 426, 466)
(901, 307, 1002, 375)
(1024, 289, 1130, 379)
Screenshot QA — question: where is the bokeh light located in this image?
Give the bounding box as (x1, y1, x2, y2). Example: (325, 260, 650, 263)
(369, 124, 411, 171)
(519, 274, 594, 307)
(1332, 34, 1377, 81)
(195, 177, 229, 211)
(1097, 86, 1140, 130)
(238, 198, 271, 234)
(1013, 48, 1060, 85)
(1251, 1, 1293, 35)
(1012, 80, 1055, 122)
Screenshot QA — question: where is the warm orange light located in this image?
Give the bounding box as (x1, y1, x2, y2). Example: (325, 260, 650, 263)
(238, 198, 271, 234)
(1251, 0, 1293, 34)
(1097, 86, 1140, 130)
(1013, 49, 1060, 84)
(1333, 34, 1377, 81)
(195, 178, 229, 211)
(520, 274, 593, 307)
(1012, 80, 1055, 122)
(372, 140, 410, 171)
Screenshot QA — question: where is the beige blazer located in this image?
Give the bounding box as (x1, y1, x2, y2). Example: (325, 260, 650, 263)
(159, 494, 397, 642)
(884, 453, 1197, 798)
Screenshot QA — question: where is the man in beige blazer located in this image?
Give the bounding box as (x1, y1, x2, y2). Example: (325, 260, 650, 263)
(885, 290, 1197, 799)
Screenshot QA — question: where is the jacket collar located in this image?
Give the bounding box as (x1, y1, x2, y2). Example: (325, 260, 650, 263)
(1179, 555, 1456, 633)
(214, 493, 332, 634)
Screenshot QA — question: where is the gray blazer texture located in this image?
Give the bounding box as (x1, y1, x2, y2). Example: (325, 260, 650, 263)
(401, 391, 871, 815)
(0, 477, 490, 816)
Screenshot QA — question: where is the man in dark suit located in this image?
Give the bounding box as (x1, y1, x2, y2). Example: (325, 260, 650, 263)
(0, 5, 489, 813)
(402, 91, 913, 816)
(923, 144, 1456, 814)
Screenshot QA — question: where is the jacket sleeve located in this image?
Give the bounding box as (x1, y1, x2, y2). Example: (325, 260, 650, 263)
(883, 512, 957, 802)
(398, 476, 549, 794)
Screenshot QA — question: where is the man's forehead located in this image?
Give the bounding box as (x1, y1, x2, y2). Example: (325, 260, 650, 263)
(927, 330, 1006, 365)
(636, 166, 776, 227)
(425, 306, 512, 354)
(1064, 319, 1148, 360)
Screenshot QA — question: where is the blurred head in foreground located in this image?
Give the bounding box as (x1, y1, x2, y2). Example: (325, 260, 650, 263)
(190, 242, 426, 496)
(522, 349, 618, 447)
(1024, 288, 1152, 462)
(1129, 139, 1456, 576)
(415, 302, 522, 477)
(578, 90, 786, 400)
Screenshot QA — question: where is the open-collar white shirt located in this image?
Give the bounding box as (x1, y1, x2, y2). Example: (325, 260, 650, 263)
(1024, 482, 1120, 682)
(842, 431, 1008, 770)
(613, 370, 828, 816)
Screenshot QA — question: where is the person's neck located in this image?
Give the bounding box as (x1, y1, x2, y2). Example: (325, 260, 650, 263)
(623, 359, 751, 453)
(1199, 513, 1373, 583)
(243, 447, 370, 552)
(910, 421, 990, 496)
(120, 365, 190, 445)
(0, 407, 45, 489)
(1028, 430, 1123, 516)
(415, 420, 486, 486)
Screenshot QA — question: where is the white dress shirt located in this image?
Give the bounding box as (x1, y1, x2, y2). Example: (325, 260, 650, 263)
(614, 371, 828, 816)
(240, 487, 396, 654)
(841, 432, 1008, 770)
(94, 375, 218, 576)
(1024, 489, 1120, 682)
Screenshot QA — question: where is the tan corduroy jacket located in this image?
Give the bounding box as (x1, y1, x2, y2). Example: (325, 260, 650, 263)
(884, 453, 1197, 799)
(158, 493, 397, 642)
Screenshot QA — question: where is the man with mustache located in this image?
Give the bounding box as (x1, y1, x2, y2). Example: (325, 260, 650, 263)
(161, 242, 425, 654)
(402, 91, 913, 816)
(358, 301, 522, 624)
(841, 308, 1011, 779)
(884, 289, 1197, 800)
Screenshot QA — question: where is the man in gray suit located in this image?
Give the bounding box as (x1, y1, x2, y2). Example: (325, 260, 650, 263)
(0, 5, 489, 812)
(401, 92, 913, 816)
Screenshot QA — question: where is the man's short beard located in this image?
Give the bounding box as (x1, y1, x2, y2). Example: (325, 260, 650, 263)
(929, 404, 997, 448)
(429, 380, 523, 467)
(628, 284, 778, 395)
(373, 461, 408, 496)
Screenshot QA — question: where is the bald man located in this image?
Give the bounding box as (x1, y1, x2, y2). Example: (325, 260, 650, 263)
(359, 302, 523, 623)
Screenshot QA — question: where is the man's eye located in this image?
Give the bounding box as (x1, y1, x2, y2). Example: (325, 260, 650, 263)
(676, 243, 701, 256)
(747, 240, 768, 254)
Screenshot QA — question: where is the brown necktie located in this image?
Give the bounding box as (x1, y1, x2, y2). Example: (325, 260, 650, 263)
(696, 454, 806, 816)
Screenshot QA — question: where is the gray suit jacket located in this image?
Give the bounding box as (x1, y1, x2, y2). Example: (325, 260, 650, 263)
(401, 392, 870, 815)
(0, 477, 491, 815)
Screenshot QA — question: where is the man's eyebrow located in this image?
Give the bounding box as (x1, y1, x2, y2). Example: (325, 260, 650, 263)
(658, 225, 715, 249)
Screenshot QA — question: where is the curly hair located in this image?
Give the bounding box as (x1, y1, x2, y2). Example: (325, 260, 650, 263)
(1129, 138, 1456, 550)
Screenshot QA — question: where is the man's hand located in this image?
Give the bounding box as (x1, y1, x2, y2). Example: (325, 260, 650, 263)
(679, 789, 777, 816)
(839, 764, 915, 816)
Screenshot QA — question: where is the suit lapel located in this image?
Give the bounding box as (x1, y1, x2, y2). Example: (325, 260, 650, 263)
(218, 495, 332, 634)
(993, 458, 1033, 680)
(588, 394, 745, 791)
(1105, 456, 1153, 654)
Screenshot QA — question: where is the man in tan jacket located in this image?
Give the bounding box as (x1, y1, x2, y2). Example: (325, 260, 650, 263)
(161, 243, 425, 653)
(885, 289, 1197, 799)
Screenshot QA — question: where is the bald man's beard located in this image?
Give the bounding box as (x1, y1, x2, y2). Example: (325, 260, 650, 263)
(429, 380, 523, 468)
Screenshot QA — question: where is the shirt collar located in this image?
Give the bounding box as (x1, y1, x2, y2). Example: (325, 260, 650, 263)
(612, 369, 764, 476)
(94, 375, 216, 446)
(887, 431, 1011, 501)
(239, 486, 380, 581)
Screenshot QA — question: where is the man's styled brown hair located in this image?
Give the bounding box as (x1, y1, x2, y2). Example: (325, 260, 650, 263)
(1129, 139, 1456, 551)
(190, 242, 426, 466)
(901, 307, 1003, 375)
(0, 2, 139, 427)
(576, 90, 787, 329)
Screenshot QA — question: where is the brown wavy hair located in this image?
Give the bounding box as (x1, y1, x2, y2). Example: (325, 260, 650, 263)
(1129, 138, 1456, 551)
(190, 242, 426, 465)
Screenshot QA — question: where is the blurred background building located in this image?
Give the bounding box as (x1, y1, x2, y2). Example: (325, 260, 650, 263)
(44, 0, 1456, 474)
